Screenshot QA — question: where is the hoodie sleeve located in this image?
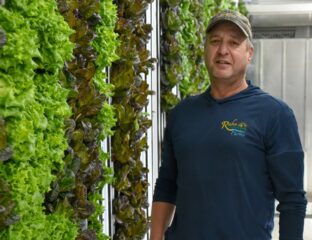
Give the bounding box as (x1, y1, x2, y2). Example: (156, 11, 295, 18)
(265, 106, 307, 240)
(153, 112, 178, 204)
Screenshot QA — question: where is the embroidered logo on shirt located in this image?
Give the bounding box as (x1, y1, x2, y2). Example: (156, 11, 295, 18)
(221, 119, 247, 137)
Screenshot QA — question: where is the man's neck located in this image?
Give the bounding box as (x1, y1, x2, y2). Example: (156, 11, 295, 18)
(210, 79, 248, 100)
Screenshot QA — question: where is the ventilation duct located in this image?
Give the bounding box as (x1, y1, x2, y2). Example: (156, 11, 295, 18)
(247, 3, 312, 27)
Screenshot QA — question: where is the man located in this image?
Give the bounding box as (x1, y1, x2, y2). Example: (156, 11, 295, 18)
(151, 10, 307, 240)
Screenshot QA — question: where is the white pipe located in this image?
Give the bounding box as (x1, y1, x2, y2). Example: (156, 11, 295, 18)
(247, 3, 312, 13)
(249, 12, 312, 27)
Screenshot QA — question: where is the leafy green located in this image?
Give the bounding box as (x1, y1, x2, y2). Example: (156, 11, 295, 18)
(45, 1, 119, 239)
(160, 0, 184, 112)
(88, 164, 113, 240)
(110, 0, 154, 239)
(93, 0, 119, 73)
(5, 0, 74, 73)
(0, 1, 76, 239)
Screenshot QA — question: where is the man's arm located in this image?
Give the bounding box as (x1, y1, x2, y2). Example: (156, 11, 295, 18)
(150, 202, 175, 240)
(268, 151, 306, 239)
(265, 107, 307, 239)
(151, 109, 178, 240)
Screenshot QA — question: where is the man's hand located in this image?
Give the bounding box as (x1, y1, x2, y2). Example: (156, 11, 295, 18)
(150, 202, 176, 240)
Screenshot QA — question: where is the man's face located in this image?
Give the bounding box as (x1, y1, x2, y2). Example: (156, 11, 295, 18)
(204, 22, 253, 83)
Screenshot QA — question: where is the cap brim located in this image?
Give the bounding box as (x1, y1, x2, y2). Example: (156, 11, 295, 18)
(206, 19, 249, 39)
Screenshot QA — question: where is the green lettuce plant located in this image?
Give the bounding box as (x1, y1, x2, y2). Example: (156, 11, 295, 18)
(110, 0, 155, 239)
(89, 1, 119, 238)
(44, 0, 119, 239)
(0, 1, 77, 239)
(160, 1, 182, 112)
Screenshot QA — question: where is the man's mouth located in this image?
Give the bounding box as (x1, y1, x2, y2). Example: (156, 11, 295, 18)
(216, 60, 231, 65)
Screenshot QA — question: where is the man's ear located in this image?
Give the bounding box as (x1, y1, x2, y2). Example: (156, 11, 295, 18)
(248, 46, 254, 63)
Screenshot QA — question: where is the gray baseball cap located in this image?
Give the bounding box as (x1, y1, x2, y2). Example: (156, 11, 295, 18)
(206, 10, 253, 41)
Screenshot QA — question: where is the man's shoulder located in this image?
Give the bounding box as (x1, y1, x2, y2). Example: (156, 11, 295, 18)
(252, 88, 292, 112)
(172, 93, 204, 111)
(167, 93, 205, 122)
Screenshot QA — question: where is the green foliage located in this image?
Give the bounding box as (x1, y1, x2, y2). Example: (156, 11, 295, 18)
(238, 0, 249, 16)
(93, 0, 119, 71)
(4, 0, 75, 73)
(0, 1, 77, 239)
(87, 164, 113, 240)
(97, 102, 117, 140)
(178, 0, 209, 99)
(89, 1, 119, 237)
(92, 0, 119, 98)
(206, 0, 238, 15)
(110, 0, 155, 239)
(44, 0, 118, 239)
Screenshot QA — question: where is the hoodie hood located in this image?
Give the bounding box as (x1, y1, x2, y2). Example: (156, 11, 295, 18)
(203, 81, 265, 104)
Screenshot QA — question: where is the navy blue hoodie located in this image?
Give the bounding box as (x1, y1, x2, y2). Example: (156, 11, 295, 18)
(153, 83, 307, 240)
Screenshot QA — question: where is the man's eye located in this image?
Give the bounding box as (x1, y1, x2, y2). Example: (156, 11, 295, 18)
(230, 41, 239, 46)
(210, 39, 220, 45)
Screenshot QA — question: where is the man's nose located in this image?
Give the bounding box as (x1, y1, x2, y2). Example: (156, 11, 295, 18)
(217, 42, 229, 55)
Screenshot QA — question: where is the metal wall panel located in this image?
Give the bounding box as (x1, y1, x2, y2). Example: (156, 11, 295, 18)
(101, 139, 114, 237)
(248, 39, 312, 193)
(248, 0, 312, 4)
(145, 1, 161, 239)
